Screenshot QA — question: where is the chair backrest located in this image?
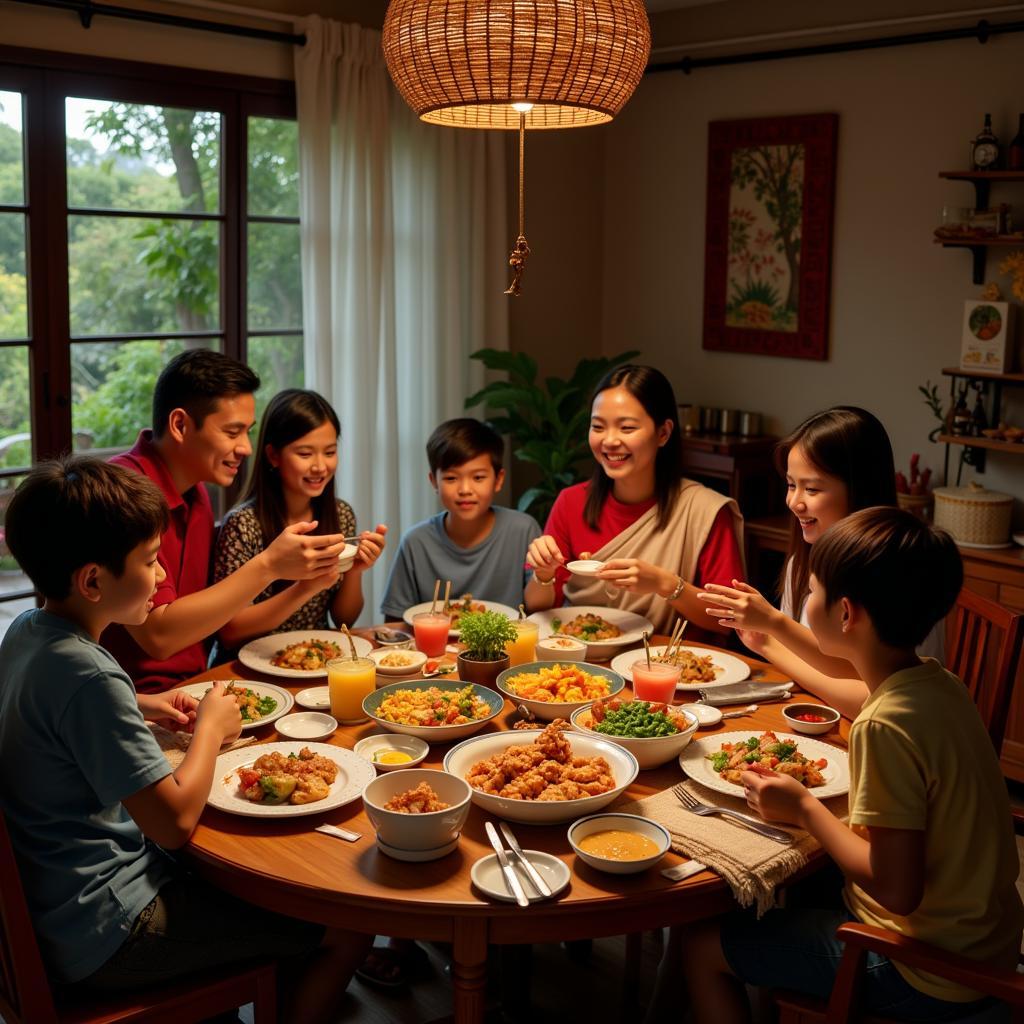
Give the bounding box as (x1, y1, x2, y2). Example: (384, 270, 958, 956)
(946, 587, 1024, 753)
(0, 811, 59, 1024)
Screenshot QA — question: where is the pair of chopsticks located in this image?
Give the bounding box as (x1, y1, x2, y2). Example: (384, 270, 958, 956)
(430, 579, 452, 615)
(660, 618, 689, 662)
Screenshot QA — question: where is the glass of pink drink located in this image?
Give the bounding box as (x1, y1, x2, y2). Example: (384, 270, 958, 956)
(631, 659, 681, 704)
(413, 612, 451, 657)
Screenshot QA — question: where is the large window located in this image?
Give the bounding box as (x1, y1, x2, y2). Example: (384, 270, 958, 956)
(0, 54, 302, 634)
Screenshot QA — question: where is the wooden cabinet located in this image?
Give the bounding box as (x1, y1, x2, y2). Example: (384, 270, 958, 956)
(680, 434, 785, 520)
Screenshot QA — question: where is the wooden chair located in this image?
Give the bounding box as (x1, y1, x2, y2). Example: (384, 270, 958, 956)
(0, 813, 277, 1024)
(776, 921, 1024, 1023)
(946, 587, 1024, 753)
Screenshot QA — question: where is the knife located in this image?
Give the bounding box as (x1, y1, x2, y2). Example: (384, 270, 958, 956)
(499, 822, 552, 898)
(484, 822, 530, 907)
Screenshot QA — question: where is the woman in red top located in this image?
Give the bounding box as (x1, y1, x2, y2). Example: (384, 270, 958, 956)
(525, 365, 744, 640)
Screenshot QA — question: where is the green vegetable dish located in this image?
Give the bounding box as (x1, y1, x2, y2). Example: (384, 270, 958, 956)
(587, 698, 690, 738)
(224, 682, 278, 722)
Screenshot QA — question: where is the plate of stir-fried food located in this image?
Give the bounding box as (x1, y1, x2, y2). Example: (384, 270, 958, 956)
(679, 730, 849, 800)
(610, 644, 751, 689)
(175, 679, 294, 730)
(526, 607, 653, 660)
(208, 741, 375, 817)
(402, 598, 519, 637)
(238, 630, 373, 679)
(363, 681, 504, 741)
(443, 720, 638, 824)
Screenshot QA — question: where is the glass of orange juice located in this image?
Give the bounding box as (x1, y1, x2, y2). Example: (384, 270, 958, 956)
(505, 620, 540, 666)
(327, 657, 376, 724)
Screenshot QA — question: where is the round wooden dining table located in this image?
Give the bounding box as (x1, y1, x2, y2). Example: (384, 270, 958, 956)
(182, 632, 846, 1024)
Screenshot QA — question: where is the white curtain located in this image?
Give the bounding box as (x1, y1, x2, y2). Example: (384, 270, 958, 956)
(294, 16, 510, 625)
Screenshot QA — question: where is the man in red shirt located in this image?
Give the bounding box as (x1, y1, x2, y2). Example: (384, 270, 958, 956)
(103, 350, 346, 693)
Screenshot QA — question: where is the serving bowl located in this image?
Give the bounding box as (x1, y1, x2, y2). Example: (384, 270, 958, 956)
(362, 679, 504, 742)
(569, 702, 698, 769)
(782, 703, 841, 735)
(443, 728, 638, 824)
(354, 734, 429, 771)
(362, 768, 472, 853)
(535, 635, 588, 662)
(495, 661, 624, 722)
(568, 813, 671, 874)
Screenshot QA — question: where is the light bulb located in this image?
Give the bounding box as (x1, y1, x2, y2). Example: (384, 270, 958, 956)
(511, 101, 534, 113)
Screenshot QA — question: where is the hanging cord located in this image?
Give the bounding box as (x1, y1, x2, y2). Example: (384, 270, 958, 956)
(505, 111, 530, 296)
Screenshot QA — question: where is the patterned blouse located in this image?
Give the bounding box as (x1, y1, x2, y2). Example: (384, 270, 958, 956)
(213, 498, 357, 635)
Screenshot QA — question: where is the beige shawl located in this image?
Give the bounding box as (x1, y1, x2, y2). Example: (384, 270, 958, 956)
(563, 480, 744, 633)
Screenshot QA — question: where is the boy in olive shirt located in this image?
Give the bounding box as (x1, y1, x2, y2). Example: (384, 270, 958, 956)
(683, 507, 1023, 1022)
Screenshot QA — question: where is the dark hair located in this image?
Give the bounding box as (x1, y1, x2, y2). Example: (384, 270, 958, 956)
(584, 365, 682, 530)
(152, 349, 260, 438)
(426, 418, 504, 476)
(5, 456, 169, 600)
(776, 406, 897, 618)
(240, 389, 342, 544)
(810, 506, 962, 649)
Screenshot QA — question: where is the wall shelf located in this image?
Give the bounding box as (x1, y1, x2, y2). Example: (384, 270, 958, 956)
(938, 369, 1024, 479)
(938, 171, 1024, 282)
(936, 433, 1024, 454)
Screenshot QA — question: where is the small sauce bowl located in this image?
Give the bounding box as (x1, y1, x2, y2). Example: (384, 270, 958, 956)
(354, 735, 429, 771)
(782, 703, 841, 735)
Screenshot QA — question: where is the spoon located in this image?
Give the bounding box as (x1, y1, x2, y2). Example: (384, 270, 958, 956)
(720, 704, 758, 719)
(517, 703, 536, 723)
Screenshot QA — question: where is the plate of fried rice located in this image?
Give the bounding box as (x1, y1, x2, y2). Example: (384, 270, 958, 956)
(362, 680, 505, 741)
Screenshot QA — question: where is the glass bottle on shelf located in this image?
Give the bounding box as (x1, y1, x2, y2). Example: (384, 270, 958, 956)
(971, 113, 1000, 170)
(951, 386, 971, 436)
(971, 389, 988, 436)
(1010, 114, 1024, 171)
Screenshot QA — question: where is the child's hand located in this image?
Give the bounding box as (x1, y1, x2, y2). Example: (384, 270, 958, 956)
(195, 681, 243, 744)
(350, 524, 388, 573)
(741, 763, 811, 827)
(138, 690, 198, 731)
(597, 558, 673, 596)
(697, 580, 781, 634)
(527, 535, 564, 581)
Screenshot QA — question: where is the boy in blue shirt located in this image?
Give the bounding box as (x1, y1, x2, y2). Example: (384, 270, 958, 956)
(682, 507, 1023, 1022)
(0, 456, 369, 1020)
(381, 418, 540, 620)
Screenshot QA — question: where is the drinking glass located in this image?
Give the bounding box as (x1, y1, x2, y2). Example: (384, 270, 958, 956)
(505, 621, 540, 666)
(631, 659, 681, 703)
(327, 657, 376, 724)
(413, 611, 451, 657)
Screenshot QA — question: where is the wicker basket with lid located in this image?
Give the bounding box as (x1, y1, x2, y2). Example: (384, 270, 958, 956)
(932, 482, 1013, 547)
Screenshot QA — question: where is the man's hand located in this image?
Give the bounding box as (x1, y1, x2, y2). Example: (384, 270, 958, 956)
(262, 521, 348, 581)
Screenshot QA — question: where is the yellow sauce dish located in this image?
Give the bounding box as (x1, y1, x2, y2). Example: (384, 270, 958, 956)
(568, 812, 671, 874)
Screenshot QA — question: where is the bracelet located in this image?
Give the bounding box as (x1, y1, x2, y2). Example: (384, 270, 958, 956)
(666, 575, 686, 602)
(533, 572, 555, 587)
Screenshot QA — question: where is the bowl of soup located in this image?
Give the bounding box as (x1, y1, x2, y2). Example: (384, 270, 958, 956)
(567, 812, 671, 874)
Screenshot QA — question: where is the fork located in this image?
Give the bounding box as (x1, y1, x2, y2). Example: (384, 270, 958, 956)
(672, 783, 794, 844)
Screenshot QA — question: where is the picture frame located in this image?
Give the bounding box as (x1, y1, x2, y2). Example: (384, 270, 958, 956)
(702, 114, 838, 360)
(961, 299, 1014, 372)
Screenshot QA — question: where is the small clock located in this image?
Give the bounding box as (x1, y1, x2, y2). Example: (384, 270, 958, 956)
(973, 141, 1000, 169)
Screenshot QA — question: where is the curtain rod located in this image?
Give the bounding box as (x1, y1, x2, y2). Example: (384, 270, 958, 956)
(7, 0, 306, 44)
(646, 17, 1024, 74)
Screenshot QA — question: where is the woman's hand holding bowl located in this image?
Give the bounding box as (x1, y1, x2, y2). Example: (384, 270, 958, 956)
(597, 558, 674, 596)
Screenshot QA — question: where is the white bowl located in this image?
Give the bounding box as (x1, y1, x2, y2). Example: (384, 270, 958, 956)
(535, 635, 589, 662)
(566, 559, 605, 577)
(569, 703, 699, 769)
(337, 543, 358, 573)
(362, 680, 505, 742)
(443, 728, 638, 825)
(354, 735, 429, 771)
(568, 813, 671, 874)
(274, 711, 338, 741)
(495, 661, 624, 722)
(362, 768, 472, 851)
(782, 703, 841, 735)
(368, 648, 428, 676)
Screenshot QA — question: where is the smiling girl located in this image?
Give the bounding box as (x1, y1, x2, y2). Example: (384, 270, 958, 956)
(696, 406, 943, 717)
(213, 389, 386, 654)
(525, 365, 744, 638)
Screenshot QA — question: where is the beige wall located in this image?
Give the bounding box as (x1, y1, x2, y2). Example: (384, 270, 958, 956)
(595, 18, 1024, 518)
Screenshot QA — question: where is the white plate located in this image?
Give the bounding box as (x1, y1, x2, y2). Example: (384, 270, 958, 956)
(367, 648, 428, 676)
(174, 680, 293, 730)
(610, 645, 751, 690)
(295, 686, 330, 710)
(471, 850, 570, 902)
(207, 741, 375, 818)
(679, 730, 849, 800)
(238, 630, 372, 679)
(566, 559, 605, 577)
(276, 712, 337, 741)
(402, 600, 519, 637)
(526, 607, 654, 661)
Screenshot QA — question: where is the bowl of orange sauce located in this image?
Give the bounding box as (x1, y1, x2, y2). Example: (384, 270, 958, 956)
(567, 812, 671, 874)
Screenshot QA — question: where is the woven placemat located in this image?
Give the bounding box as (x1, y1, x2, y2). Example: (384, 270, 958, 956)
(149, 724, 257, 770)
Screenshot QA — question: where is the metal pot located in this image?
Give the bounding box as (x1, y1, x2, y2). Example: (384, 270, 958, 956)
(719, 409, 740, 434)
(738, 411, 762, 436)
(701, 407, 720, 433)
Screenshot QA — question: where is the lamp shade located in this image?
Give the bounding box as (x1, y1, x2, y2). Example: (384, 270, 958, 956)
(382, 0, 651, 130)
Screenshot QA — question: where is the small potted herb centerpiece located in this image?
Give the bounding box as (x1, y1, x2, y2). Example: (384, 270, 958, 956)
(456, 610, 517, 689)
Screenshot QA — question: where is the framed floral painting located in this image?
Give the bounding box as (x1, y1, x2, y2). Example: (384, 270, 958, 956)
(702, 114, 838, 360)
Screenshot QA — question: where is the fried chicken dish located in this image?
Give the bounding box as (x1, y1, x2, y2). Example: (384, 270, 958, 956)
(236, 746, 340, 805)
(383, 782, 450, 813)
(465, 720, 616, 801)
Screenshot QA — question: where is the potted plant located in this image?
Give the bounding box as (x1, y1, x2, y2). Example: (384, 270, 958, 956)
(456, 610, 518, 688)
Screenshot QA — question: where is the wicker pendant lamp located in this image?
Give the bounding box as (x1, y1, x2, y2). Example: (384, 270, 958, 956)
(382, 0, 651, 294)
